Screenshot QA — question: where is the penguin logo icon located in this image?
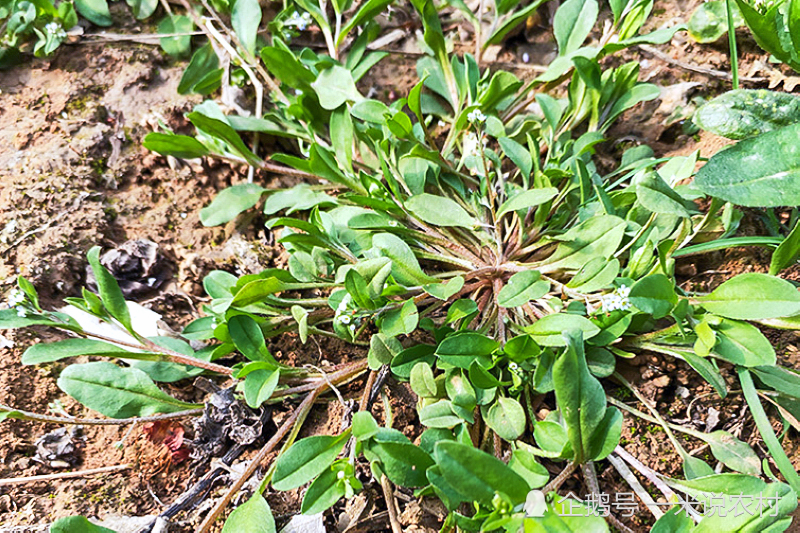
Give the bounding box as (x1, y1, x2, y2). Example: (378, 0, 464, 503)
(524, 490, 547, 517)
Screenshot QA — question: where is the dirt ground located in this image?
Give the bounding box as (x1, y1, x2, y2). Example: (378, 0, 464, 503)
(1, 0, 800, 531)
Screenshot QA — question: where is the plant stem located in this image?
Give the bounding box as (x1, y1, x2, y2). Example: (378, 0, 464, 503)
(738, 368, 800, 492)
(606, 453, 664, 519)
(543, 461, 577, 493)
(0, 404, 202, 425)
(381, 474, 404, 533)
(0, 464, 131, 487)
(725, 0, 739, 89)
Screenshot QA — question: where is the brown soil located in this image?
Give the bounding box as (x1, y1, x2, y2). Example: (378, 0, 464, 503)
(1, 0, 800, 531)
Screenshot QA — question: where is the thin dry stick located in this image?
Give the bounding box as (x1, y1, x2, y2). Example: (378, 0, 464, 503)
(606, 453, 663, 519)
(542, 461, 577, 493)
(195, 359, 368, 533)
(613, 445, 676, 502)
(380, 474, 403, 533)
(0, 464, 130, 487)
(637, 44, 768, 83)
(0, 404, 203, 426)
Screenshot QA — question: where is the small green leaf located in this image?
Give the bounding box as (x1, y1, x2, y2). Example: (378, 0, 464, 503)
(419, 400, 462, 427)
(370, 439, 434, 487)
(50, 516, 116, 533)
(74, 0, 112, 26)
(712, 318, 776, 367)
(703, 430, 761, 475)
(553, 0, 599, 55)
(525, 314, 600, 346)
(243, 368, 280, 408)
(368, 333, 402, 370)
(311, 65, 362, 110)
(228, 315, 275, 363)
(695, 89, 800, 140)
(410, 362, 438, 397)
(188, 111, 261, 166)
(434, 441, 530, 505)
(87, 246, 132, 333)
(158, 15, 192, 57)
(200, 184, 266, 226)
(770, 220, 800, 275)
(436, 332, 499, 368)
(380, 300, 418, 337)
(496, 188, 558, 219)
(222, 493, 276, 533)
(143, 132, 210, 159)
(497, 270, 550, 308)
(697, 273, 800, 319)
(231, 0, 261, 56)
(629, 274, 678, 319)
(272, 432, 351, 490)
(423, 276, 465, 300)
(405, 194, 475, 228)
(126, 0, 157, 20)
(483, 396, 526, 440)
(372, 233, 437, 286)
(542, 215, 626, 272)
(688, 0, 743, 43)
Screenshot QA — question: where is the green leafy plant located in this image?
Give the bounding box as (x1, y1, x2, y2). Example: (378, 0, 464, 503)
(734, 0, 800, 72)
(4, 0, 800, 531)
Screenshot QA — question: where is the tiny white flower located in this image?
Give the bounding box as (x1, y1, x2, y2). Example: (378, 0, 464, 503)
(7, 290, 25, 307)
(180, 212, 187, 219)
(337, 470, 346, 480)
(349, 323, 356, 335)
(467, 109, 486, 124)
(16, 307, 27, 318)
(338, 314, 351, 325)
(437, 120, 446, 127)
(522, 52, 530, 63)
(509, 362, 519, 371)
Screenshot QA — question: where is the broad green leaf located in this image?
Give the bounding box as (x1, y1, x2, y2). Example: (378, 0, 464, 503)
(200, 184, 266, 226)
(50, 516, 116, 533)
(391, 344, 436, 378)
(143, 132, 210, 159)
(419, 400, 462, 427)
(436, 332, 499, 368)
(629, 274, 678, 319)
(243, 368, 280, 408)
(188, 111, 261, 166)
(483, 396, 526, 440)
(752, 365, 800, 397)
(703, 430, 761, 475)
(380, 300, 418, 337)
(434, 441, 530, 505)
(697, 273, 800, 319)
(22, 338, 148, 365)
(57, 362, 200, 418)
(264, 184, 336, 215)
(694, 124, 800, 206)
(222, 493, 276, 533)
(311, 66, 362, 110)
(370, 439, 434, 487)
(405, 194, 475, 228)
(131, 336, 204, 383)
(300, 464, 348, 515)
(712, 318, 776, 367)
(553, 0, 599, 55)
(651, 508, 693, 533)
(203, 270, 237, 298)
(272, 432, 351, 490)
(228, 315, 278, 365)
(497, 270, 550, 308)
(0, 309, 82, 332)
(525, 314, 600, 346)
(126, 0, 157, 20)
(524, 492, 611, 531)
(687, 0, 743, 43)
(694, 89, 800, 140)
(423, 276, 465, 300)
(566, 257, 619, 292)
(74, 0, 112, 26)
(368, 333, 402, 370)
(541, 215, 626, 271)
(372, 232, 437, 286)
(158, 15, 192, 57)
(498, 137, 533, 179)
(352, 411, 381, 441)
(87, 246, 132, 332)
(508, 448, 549, 489)
(410, 362, 438, 397)
(350, 98, 390, 123)
(178, 43, 221, 95)
(634, 171, 691, 217)
(496, 188, 558, 219)
(231, 0, 261, 56)
(553, 330, 606, 463)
